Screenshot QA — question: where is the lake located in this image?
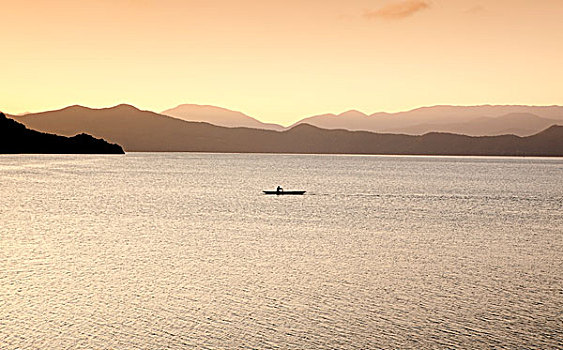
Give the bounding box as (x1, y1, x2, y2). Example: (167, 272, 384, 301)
(1, 153, 562, 348)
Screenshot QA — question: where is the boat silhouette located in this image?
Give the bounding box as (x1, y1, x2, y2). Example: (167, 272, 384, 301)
(263, 190, 306, 195)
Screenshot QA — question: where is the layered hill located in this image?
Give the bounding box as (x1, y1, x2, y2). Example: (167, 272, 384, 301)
(383, 113, 561, 136)
(291, 105, 563, 136)
(161, 104, 284, 131)
(11, 105, 563, 156)
(0, 112, 124, 154)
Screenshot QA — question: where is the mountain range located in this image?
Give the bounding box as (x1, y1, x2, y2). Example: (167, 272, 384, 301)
(9, 105, 563, 156)
(291, 106, 563, 136)
(12, 104, 563, 137)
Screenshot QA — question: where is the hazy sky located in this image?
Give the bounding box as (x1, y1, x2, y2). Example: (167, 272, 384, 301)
(2, 0, 562, 125)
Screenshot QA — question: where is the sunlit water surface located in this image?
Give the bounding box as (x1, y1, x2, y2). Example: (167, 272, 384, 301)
(1, 153, 562, 349)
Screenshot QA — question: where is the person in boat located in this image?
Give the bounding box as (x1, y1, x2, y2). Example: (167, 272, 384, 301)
(276, 186, 283, 194)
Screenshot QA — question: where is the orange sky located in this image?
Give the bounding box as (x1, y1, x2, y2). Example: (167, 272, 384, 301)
(1, 0, 562, 125)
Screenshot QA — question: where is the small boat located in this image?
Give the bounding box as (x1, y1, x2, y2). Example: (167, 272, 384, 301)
(263, 190, 306, 195)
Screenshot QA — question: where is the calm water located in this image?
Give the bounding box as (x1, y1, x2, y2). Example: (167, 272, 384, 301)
(1, 153, 562, 349)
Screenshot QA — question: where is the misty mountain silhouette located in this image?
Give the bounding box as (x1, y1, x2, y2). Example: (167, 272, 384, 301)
(0, 112, 124, 154)
(383, 113, 561, 137)
(161, 104, 284, 131)
(291, 105, 563, 136)
(12, 105, 563, 156)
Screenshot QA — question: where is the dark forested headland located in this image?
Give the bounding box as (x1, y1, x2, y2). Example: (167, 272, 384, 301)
(0, 112, 124, 154)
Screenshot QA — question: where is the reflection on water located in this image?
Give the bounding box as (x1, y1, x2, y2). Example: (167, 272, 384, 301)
(1, 154, 562, 348)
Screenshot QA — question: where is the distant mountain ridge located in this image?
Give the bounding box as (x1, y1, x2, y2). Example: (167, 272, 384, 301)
(291, 105, 563, 136)
(0, 112, 124, 154)
(11, 105, 563, 156)
(158, 104, 563, 136)
(382, 113, 561, 137)
(161, 104, 284, 131)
